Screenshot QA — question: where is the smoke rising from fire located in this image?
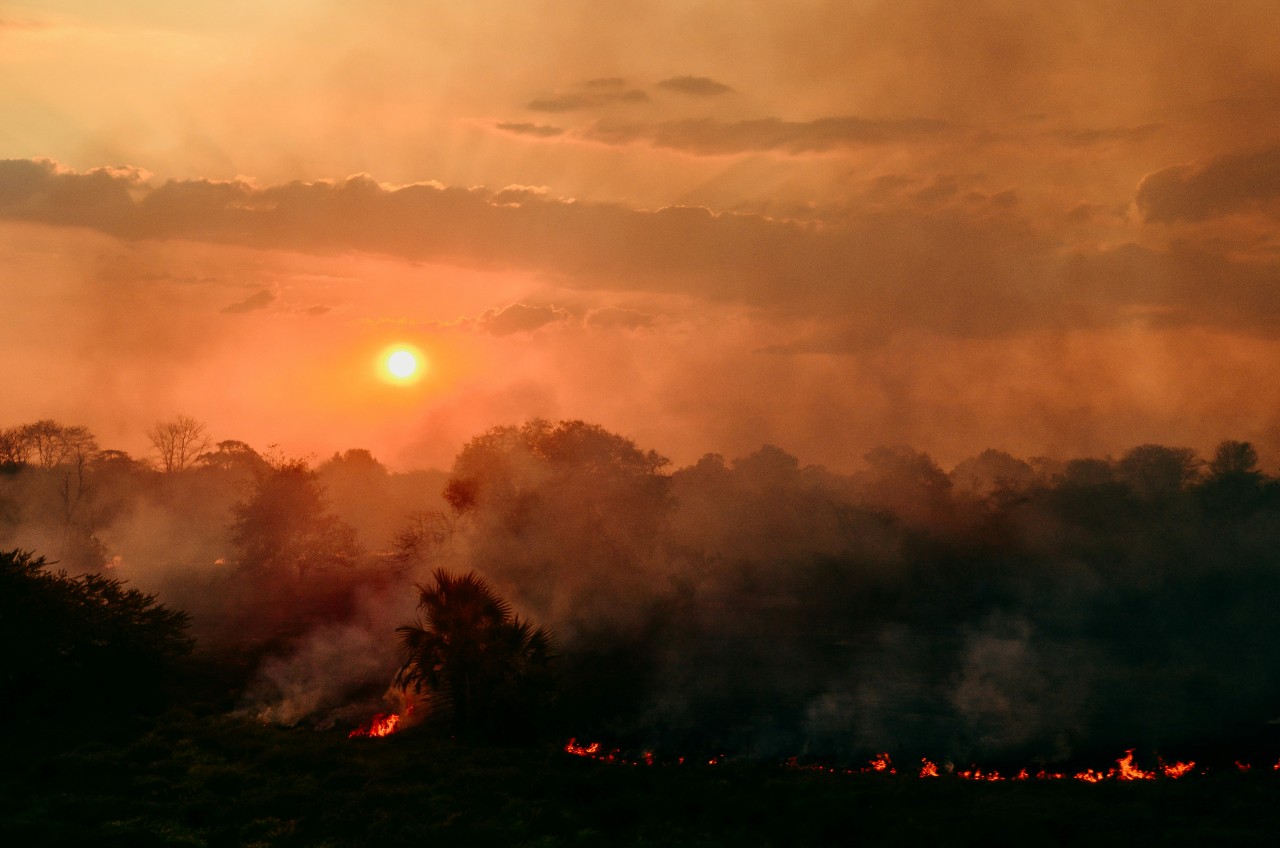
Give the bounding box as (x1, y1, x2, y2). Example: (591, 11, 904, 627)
(2, 419, 1279, 763)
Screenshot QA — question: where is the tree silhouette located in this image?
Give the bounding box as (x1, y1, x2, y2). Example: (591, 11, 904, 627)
(0, 425, 32, 467)
(1208, 440, 1261, 479)
(396, 568, 554, 738)
(1115, 444, 1202, 499)
(147, 415, 211, 473)
(0, 549, 192, 721)
(17, 420, 98, 469)
(1200, 439, 1267, 514)
(229, 456, 359, 578)
(444, 419, 669, 518)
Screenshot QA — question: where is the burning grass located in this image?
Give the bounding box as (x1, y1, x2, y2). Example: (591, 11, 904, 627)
(348, 711, 401, 738)
(7, 713, 1280, 847)
(561, 739, 1280, 785)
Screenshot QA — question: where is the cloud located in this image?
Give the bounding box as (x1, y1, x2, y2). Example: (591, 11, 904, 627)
(495, 122, 565, 138)
(221, 289, 275, 314)
(1136, 145, 1280, 223)
(656, 75, 733, 96)
(0, 158, 139, 227)
(585, 306, 654, 330)
(1049, 124, 1161, 147)
(583, 115, 951, 155)
(527, 89, 649, 112)
(477, 302, 571, 336)
(493, 184, 552, 204)
(4, 159, 1280, 344)
(527, 94, 593, 112)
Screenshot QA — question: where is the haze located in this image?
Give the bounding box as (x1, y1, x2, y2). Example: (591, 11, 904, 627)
(4, 1, 1280, 470)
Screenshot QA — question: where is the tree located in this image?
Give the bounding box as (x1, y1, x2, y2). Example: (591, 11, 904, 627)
(1115, 444, 1202, 500)
(444, 419, 669, 516)
(853, 444, 953, 525)
(229, 457, 360, 578)
(396, 568, 554, 738)
(392, 510, 455, 566)
(147, 415, 211, 473)
(317, 448, 394, 548)
(1208, 440, 1261, 480)
(951, 449, 1036, 498)
(1199, 440, 1268, 514)
(21, 420, 97, 469)
(0, 425, 32, 467)
(0, 549, 193, 720)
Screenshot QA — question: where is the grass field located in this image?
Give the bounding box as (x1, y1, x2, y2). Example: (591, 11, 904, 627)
(4, 714, 1280, 847)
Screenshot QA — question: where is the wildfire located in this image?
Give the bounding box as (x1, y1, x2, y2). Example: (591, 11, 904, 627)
(348, 712, 401, 739)
(564, 740, 1219, 783)
(867, 753, 895, 774)
(563, 739, 624, 765)
(1161, 760, 1196, 779)
(564, 738, 602, 757)
(1115, 749, 1156, 781)
(958, 767, 1005, 781)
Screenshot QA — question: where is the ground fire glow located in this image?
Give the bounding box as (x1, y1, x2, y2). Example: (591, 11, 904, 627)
(348, 713, 401, 739)
(559, 741, 1279, 782)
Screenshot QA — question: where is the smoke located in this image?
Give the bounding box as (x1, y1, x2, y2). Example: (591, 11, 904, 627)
(3, 418, 1280, 763)
(435, 424, 1280, 763)
(239, 585, 416, 729)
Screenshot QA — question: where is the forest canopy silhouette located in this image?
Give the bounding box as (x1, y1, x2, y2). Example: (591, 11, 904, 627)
(2, 417, 1280, 761)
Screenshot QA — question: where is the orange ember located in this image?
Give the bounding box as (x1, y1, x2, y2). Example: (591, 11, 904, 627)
(348, 712, 401, 738)
(919, 759, 940, 778)
(564, 739, 653, 766)
(958, 767, 1004, 781)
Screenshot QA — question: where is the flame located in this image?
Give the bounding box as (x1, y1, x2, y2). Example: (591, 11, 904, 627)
(1071, 750, 1158, 782)
(561, 741, 1253, 781)
(564, 738, 601, 757)
(564, 739, 653, 766)
(866, 753, 895, 774)
(958, 767, 1004, 781)
(348, 712, 401, 738)
(1115, 749, 1156, 781)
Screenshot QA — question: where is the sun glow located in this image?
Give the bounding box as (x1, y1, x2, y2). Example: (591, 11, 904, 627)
(380, 344, 426, 384)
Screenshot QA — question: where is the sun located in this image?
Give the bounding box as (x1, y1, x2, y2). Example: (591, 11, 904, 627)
(380, 344, 426, 384)
(388, 350, 417, 378)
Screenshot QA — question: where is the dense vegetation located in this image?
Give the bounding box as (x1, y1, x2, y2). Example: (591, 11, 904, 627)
(4, 416, 1280, 842)
(0, 549, 192, 724)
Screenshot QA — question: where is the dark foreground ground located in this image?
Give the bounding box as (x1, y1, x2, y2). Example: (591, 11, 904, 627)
(4, 714, 1279, 847)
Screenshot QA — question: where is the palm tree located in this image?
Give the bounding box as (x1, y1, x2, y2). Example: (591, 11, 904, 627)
(395, 568, 554, 737)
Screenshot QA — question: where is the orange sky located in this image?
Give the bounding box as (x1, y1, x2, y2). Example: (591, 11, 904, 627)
(3, 1, 1280, 471)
